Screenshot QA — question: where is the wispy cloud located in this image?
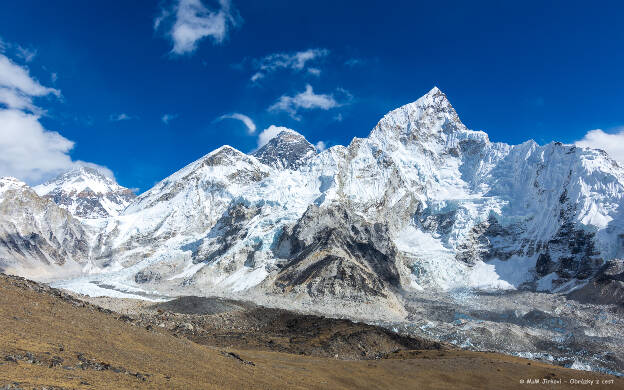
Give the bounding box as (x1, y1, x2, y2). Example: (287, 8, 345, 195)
(0, 53, 60, 113)
(250, 72, 264, 83)
(268, 84, 349, 120)
(307, 67, 321, 77)
(344, 58, 363, 67)
(215, 112, 256, 134)
(15, 46, 37, 63)
(0, 38, 37, 63)
(0, 46, 110, 184)
(161, 113, 179, 124)
(109, 113, 136, 122)
(250, 48, 329, 83)
(315, 141, 326, 151)
(155, 0, 242, 56)
(575, 128, 624, 164)
(256, 125, 294, 149)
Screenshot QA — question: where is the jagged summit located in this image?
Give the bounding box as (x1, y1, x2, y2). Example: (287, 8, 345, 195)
(367, 86, 489, 154)
(399, 86, 454, 115)
(252, 129, 316, 170)
(34, 166, 135, 219)
(420, 86, 448, 104)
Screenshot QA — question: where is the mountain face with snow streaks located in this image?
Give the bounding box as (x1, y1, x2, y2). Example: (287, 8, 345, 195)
(0, 87, 622, 310)
(0, 177, 90, 279)
(34, 167, 135, 219)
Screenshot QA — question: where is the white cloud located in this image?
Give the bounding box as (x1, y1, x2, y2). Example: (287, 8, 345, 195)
(268, 84, 340, 120)
(344, 58, 363, 67)
(0, 48, 111, 184)
(0, 87, 38, 112)
(307, 67, 321, 77)
(575, 128, 624, 164)
(215, 112, 256, 134)
(161, 113, 178, 124)
(0, 54, 59, 100)
(256, 125, 295, 149)
(109, 113, 135, 121)
(0, 110, 74, 183)
(15, 46, 37, 63)
(153, 8, 170, 30)
(0, 53, 59, 114)
(250, 72, 264, 83)
(315, 141, 326, 151)
(155, 0, 241, 56)
(0, 109, 112, 184)
(251, 48, 328, 82)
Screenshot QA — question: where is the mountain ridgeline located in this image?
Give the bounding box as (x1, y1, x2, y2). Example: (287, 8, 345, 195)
(1, 87, 623, 314)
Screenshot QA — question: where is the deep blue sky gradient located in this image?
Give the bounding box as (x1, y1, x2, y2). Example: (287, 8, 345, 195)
(1, 1, 622, 191)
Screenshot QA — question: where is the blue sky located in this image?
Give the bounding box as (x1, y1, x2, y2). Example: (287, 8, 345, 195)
(0, 0, 623, 191)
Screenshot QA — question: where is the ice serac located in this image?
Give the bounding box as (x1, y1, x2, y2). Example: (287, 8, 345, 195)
(34, 167, 135, 219)
(0, 177, 91, 279)
(252, 129, 317, 170)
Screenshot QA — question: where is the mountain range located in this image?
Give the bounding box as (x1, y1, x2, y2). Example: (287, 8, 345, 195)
(1, 87, 623, 317)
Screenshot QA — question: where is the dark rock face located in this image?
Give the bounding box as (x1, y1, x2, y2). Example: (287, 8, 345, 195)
(417, 208, 458, 238)
(596, 259, 624, 283)
(568, 259, 624, 306)
(252, 131, 316, 170)
(455, 216, 517, 265)
(535, 253, 555, 276)
(273, 204, 400, 300)
(134, 270, 162, 284)
(544, 192, 602, 280)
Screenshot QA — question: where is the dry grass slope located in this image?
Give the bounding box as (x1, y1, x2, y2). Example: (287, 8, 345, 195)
(0, 274, 621, 390)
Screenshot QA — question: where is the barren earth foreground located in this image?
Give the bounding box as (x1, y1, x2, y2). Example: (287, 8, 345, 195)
(0, 274, 621, 390)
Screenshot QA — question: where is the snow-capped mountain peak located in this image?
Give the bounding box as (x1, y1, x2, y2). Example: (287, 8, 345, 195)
(0, 176, 27, 193)
(369, 87, 490, 155)
(34, 166, 135, 219)
(0, 177, 28, 203)
(252, 129, 316, 170)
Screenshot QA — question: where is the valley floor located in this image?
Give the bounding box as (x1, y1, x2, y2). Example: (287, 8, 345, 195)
(0, 274, 622, 390)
